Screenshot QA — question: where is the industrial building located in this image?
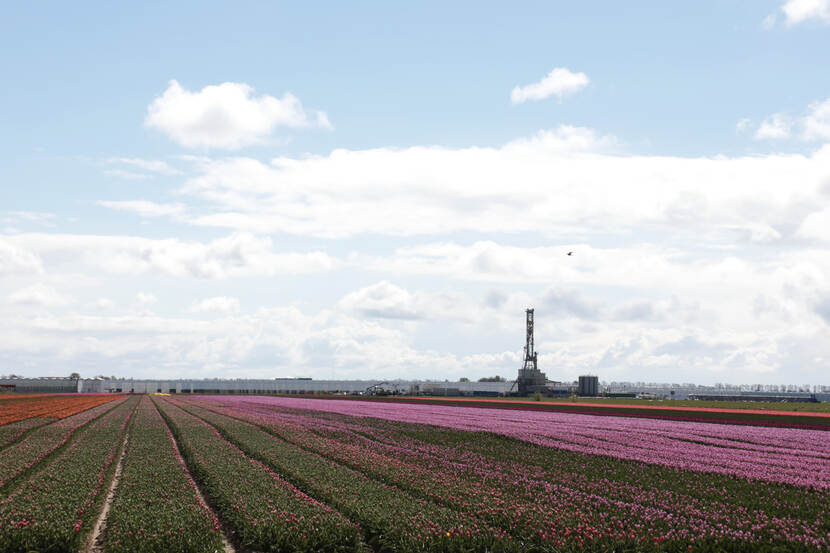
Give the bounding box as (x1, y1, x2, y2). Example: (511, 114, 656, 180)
(0, 376, 81, 393)
(578, 375, 599, 396)
(4, 310, 827, 401)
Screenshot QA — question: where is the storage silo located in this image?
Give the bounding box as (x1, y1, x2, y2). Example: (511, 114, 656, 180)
(578, 375, 599, 396)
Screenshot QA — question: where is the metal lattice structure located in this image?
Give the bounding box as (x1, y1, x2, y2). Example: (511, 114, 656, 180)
(513, 308, 548, 395)
(522, 308, 537, 372)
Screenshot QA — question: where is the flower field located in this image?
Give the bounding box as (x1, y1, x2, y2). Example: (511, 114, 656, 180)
(0, 396, 137, 552)
(0, 416, 55, 449)
(0, 396, 129, 490)
(0, 393, 828, 552)
(0, 393, 125, 426)
(103, 396, 225, 553)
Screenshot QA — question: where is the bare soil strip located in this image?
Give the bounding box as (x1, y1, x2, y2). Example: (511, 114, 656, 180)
(86, 431, 129, 553)
(158, 402, 236, 553)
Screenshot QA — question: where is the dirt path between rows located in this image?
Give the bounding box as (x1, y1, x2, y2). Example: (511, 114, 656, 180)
(85, 431, 129, 553)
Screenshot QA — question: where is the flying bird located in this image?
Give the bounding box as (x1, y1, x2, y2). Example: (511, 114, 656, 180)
(567, 251, 573, 256)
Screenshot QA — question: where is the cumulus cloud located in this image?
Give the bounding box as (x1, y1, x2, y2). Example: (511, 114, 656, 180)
(189, 296, 241, 315)
(797, 206, 830, 240)
(7, 283, 70, 307)
(780, 0, 830, 25)
(7, 122, 830, 383)
(338, 281, 424, 320)
(1, 275, 824, 383)
(145, 80, 331, 149)
(142, 126, 830, 241)
(5, 211, 57, 225)
(136, 292, 157, 306)
(502, 125, 617, 152)
(103, 157, 183, 178)
(803, 98, 830, 141)
(816, 297, 830, 324)
(542, 287, 603, 320)
(6, 232, 338, 279)
(97, 200, 187, 218)
(337, 281, 471, 322)
(95, 298, 115, 311)
(103, 169, 151, 180)
(754, 113, 792, 139)
(0, 305, 519, 380)
(753, 97, 830, 141)
(0, 238, 44, 275)
(511, 67, 589, 103)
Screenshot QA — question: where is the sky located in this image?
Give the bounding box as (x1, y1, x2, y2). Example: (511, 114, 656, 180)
(1, 1, 830, 385)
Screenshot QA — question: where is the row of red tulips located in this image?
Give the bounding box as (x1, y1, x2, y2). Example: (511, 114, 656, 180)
(0, 396, 129, 490)
(0, 396, 137, 553)
(0, 416, 54, 449)
(153, 397, 363, 552)
(103, 396, 225, 553)
(168, 399, 519, 553)
(180, 396, 830, 552)
(0, 394, 124, 426)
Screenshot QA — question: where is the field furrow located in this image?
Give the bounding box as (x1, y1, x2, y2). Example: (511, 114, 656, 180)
(0, 396, 129, 491)
(0, 396, 138, 553)
(183, 396, 830, 552)
(0, 416, 55, 449)
(154, 397, 364, 553)
(225, 396, 830, 489)
(0, 392, 827, 552)
(171, 399, 518, 553)
(99, 396, 225, 553)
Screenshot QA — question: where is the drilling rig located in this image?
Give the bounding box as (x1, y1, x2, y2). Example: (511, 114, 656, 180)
(513, 308, 548, 395)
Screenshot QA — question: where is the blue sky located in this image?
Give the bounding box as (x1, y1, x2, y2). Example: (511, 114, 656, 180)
(1, 1, 830, 384)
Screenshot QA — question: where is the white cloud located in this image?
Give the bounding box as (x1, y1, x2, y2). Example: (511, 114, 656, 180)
(6, 232, 338, 279)
(338, 281, 423, 319)
(5, 211, 56, 225)
(0, 306, 496, 380)
(6, 122, 830, 383)
(0, 238, 44, 275)
(1, 275, 827, 383)
(754, 113, 792, 139)
(780, 0, 830, 25)
(337, 281, 472, 321)
(103, 169, 151, 180)
(756, 98, 830, 142)
(97, 200, 187, 218)
(753, 97, 830, 141)
(363, 241, 765, 293)
(802, 98, 830, 141)
(143, 129, 830, 241)
(511, 67, 590, 104)
(95, 298, 115, 311)
(136, 292, 157, 306)
(104, 157, 182, 178)
(511, 67, 589, 104)
(145, 80, 331, 149)
(797, 206, 830, 240)
(189, 296, 241, 315)
(502, 125, 617, 152)
(7, 283, 70, 307)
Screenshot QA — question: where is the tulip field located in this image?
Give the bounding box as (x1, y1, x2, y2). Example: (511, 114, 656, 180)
(0, 393, 828, 552)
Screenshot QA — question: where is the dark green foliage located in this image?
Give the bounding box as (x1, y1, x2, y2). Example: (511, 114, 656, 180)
(103, 397, 224, 553)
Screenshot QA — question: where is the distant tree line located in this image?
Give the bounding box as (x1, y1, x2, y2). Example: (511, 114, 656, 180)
(457, 376, 507, 383)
